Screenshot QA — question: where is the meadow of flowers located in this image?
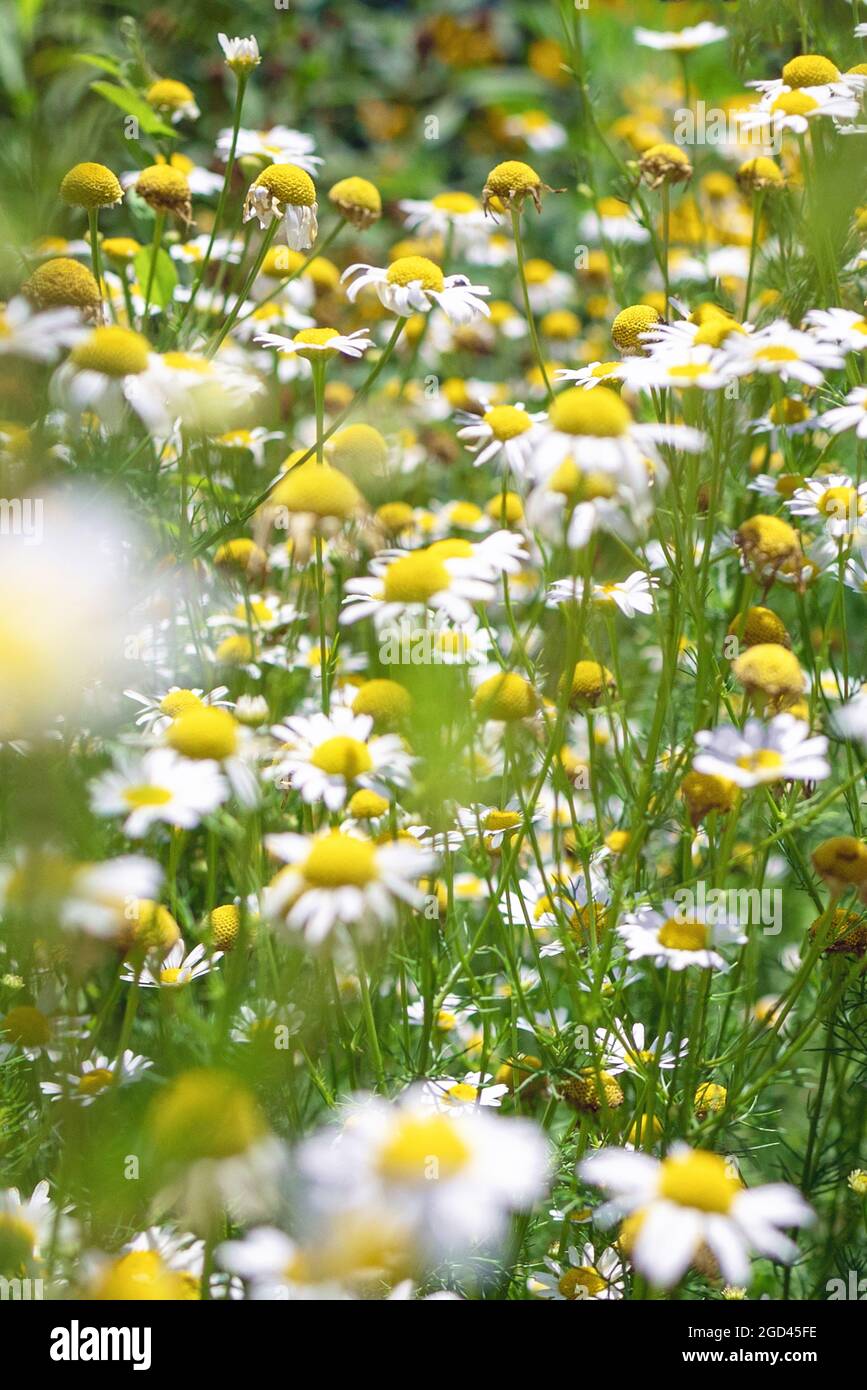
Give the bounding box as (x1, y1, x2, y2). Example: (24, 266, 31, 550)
(0, 0, 866, 1307)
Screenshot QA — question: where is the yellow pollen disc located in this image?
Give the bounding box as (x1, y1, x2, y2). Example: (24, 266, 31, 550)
(781, 54, 840, 88)
(667, 362, 710, 381)
(772, 91, 819, 116)
(147, 78, 195, 110)
(559, 1267, 606, 1299)
(79, 1067, 114, 1094)
(382, 550, 451, 603)
(270, 463, 361, 520)
(445, 1082, 478, 1104)
(657, 917, 709, 951)
(166, 707, 238, 761)
(755, 344, 799, 362)
(483, 404, 532, 440)
(159, 967, 184, 985)
(302, 832, 377, 887)
(659, 1150, 740, 1214)
(60, 162, 123, 210)
(136, 164, 191, 210)
(550, 386, 631, 437)
(484, 809, 521, 832)
(161, 351, 211, 374)
(432, 192, 480, 214)
(378, 1113, 470, 1181)
(818, 485, 860, 516)
(23, 257, 100, 311)
(386, 255, 445, 291)
(327, 423, 388, 470)
(71, 326, 151, 378)
(448, 501, 483, 527)
(427, 537, 473, 561)
(736, 748, 784, 773)
(484, 160, 542, 197)
(253, 163, 317, 207)
(160, 693, 204, 721)
(292, 327, 340, 356)
(123, 785, 173, 808)
(310, 735, 373, 779)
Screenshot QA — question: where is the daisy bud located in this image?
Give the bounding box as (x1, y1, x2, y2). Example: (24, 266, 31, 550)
(269, 462, 362, 522)
(146, 78, 200, 122)
(218, 33, 261, 75)
(728, 606, 790, 650)
(166, 707, 239, 761)
(812, 835, 867, 895)
(135, 164, 193, 224)
(119, 900, 181, 956)
(149, 1068, 266, 1164)
(482, 159, 554, 214)
(352, 678, 412, 727)
(781, 53, 840, 88)
(732, 643, 804, 702)
(639, 142, 692, 190)
(736, 156, 785, 194)
(694, 1082, 727, 1119)
(328, 176, 382, 228)
(210, 904, 241, 952)
(561, 1068, 624, 1114)
(681, 770, 737, 825)
(848, 1169, 867, 1195)
(568, 660, 616, 709)
(22, 256, 101, 318)
(808, 907, 867, 958)
(473, 671, 537, 722)
(213, 537, 267, 580)
(59, 161, 123, 210)
(612, 303, 661, 356)
(735, 513, 803, 583)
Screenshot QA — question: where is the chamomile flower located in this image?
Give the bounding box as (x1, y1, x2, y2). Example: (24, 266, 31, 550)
(267, 708, 413, 810)
(529, 1242, 624, 1300)
(579, 199, 650, 245)
(580, 1143, 812, 1288)
(739, 88, 859, 139)
(218, 125, 321, 173)
(121, 941, 221, 989)
(124, 685, 232, 733)
(595, 1023, 687, 1076)
(340, 543, 500, 628)
(254, 327, 374, 360)
(90, 748, 229, 837)
(342, 256, 490, 325)
(502, 110, 567, 151)
(634, 23, 728, 51)
(722, 320, 845, 385)
(263, 830, 436, 944)
(547, 571, 657, 618)
(243, 164, 318, 250)
(420, 1072, 509, 1112)
(0, 1181, 67, 1268)
(805, 306, 867, 352)
(218, 33, 261, 73)
(617, 901, 746, 971)
(786, 474, 867, 538)
(455, 399, 546, 474)
(818, 386, 867, 438)
(398, 192, 489, 245)
(41, 1051, 152, 1103)
(0, 296, 84, 361)
(693, 714, 830, 788)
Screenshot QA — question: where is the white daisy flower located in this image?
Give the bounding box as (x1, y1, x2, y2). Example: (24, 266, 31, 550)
(263, 829, 436, 944)
(738, 88, 859, 139)
(254, 327, 373, 359)
(90, 748, 229, 837)
(420, 1072, 509, 1112)
(805, 306, 867, 352)
(832, 689, 867, 745)
(554, 361, 624, 389)
(456, 800, 545, 849)
(818, 385, 867, 438)
(579, 200, 650, 245)
(218, 32, 261, 72)
(342, 257, 490, 326)
(0, 1180, 68, 1265)
(124, 685, 232, 732)
(786, 473, 867, 538)
(529, 1241, 624, 1299)
(617, 900, 746, 972)
(121, 940, 221, 988)
(398, 192, 490, 247)
(41, 1050, 152, 1103)
(297, 1085, 549, 1256)
(455, 399, 547, 474)
(595, 1022, 687, 1076)
(722, 319, 845, 385)
(218, 125, 321, 173)
(619, 346, 734, 392)
(0, 296, 84, 361)
(502, 111, 567, 152)
(59, 855, 164, 939)
(693, 714, 831, 788)
(340, 543, 501, 628)
(634, 23, 728, 51)
(268, 707, 413, 811)
(547, 571, 658, 618)
(580, 1143, 813, 1289)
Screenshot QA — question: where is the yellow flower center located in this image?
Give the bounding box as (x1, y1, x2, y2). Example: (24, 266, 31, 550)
(310, 735, 373, 779)
(550, 386, 631, 438)
(23, 257, 100, 312)
(781, 54, 840, 88)
(123, 785, 173, 808)
(755, 344, 800, 363)
(146, 78, 196, 110)
(445, 1082, 479, 1104)
(432, 192, 480, 214)
(159, 689, 203, 717)
(735, 748, 784, 773)
(382, 549, 451, 603)
(484, 809, 522, 832)
(558, 1266, 607, 1299)
(302, 832, 378, 887)
(79, 1067, 114, 1095)
(270, 462, 361, 520)
(772, 91, 819, 117)
(378, 1113, 470, 1181)
(483, 404, 532, 440)
(159, 967, 185, 985)
(254, 164, 317, 207)
(166, 707, 238, 760)
(818, 485, 860, 517)
(2, 1005, 51, 1046)
(657, 917, 709, 951)
(386, 256, 445, 291)
(60, 162, 123, 210)
(71, 326, 151, 378)
(658, 1150, 740, 1214)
